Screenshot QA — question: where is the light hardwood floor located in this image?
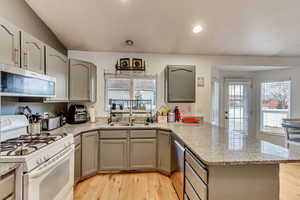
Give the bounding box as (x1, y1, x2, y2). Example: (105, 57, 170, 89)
(280, 163, 300, 200)
(74, 172, 179, 200)
(74, 164, 300, 200)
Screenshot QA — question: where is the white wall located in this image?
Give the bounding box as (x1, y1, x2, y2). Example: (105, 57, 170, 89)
(68, 50, 300, 122)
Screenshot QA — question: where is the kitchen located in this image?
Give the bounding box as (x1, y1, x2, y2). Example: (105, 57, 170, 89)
(1, 0, 300, 200)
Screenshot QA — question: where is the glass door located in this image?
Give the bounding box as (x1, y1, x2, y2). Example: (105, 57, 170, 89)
(224, 79, 252, 132)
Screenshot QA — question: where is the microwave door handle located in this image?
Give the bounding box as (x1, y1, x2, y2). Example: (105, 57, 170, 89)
(28, 147, 74, 179)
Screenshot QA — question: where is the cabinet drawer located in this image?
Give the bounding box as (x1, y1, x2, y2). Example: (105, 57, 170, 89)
(0, 172, 15, 200)
(185, 163, 207, 200)
(74, 135, 81, 146)
(185, 178, 201, 200)
(185, 149, 207, 184)
(100, 130, 127, 139)
(130, 130, 156, 138)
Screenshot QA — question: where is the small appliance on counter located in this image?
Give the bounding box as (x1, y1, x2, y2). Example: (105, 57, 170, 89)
(68, 104, 89, 124)
(42, 116, 61, 131)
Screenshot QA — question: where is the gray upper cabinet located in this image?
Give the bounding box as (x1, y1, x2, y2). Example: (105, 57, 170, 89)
(69, 59, 97, 102)
(45, 46, 68, 102)
(21, 31, 45, 74)
(130, 139, 157, 169)
(81, 131, 99, 177)
(89, 63, 97, 103)
(99, 139, 128, 171)
(165, 65, 196, 102)
(158, 130, 171, 175)
(0, 17, 20, 66)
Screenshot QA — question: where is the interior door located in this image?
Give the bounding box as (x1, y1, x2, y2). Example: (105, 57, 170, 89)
(224, 79, 252, 132)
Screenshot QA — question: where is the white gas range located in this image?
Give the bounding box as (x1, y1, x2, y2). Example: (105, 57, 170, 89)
(0, 115, 74, 200)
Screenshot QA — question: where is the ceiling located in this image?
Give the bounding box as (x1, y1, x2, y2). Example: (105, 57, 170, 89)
(25, 0, 300, 56)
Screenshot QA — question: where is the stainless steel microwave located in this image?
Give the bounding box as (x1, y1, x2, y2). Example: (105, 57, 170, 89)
(0, 65, 56, 97)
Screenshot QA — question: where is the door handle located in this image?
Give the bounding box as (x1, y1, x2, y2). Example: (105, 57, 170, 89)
(23, 52, 28, 68)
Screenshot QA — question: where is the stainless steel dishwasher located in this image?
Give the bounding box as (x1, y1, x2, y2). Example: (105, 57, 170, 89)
(171, 136, 185, 200)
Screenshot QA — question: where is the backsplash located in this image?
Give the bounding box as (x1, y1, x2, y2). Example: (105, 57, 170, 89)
(1, 97, 67, 115)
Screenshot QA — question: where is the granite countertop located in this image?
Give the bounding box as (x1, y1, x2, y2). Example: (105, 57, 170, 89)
(50, 119, 300, 166)
(0, 163, 19, 176)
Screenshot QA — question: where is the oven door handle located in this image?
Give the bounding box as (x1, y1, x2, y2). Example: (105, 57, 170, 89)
(29, 146, 74, 179)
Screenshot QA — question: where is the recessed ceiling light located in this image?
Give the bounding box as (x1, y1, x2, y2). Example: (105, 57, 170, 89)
(193, 25, 203, 33)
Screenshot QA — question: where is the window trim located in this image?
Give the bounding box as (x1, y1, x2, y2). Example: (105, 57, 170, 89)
(104, 73, 158, 112)
(259, 80, 291, 134)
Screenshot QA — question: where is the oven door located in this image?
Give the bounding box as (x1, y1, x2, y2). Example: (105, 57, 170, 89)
(23, 146, 74, 200)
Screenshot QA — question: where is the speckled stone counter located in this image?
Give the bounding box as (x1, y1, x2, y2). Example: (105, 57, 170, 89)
(50, 119, 300, 166)
(0, 163, 19, 176)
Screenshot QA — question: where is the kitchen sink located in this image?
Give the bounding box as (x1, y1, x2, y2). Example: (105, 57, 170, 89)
(108, 122, 150, 127)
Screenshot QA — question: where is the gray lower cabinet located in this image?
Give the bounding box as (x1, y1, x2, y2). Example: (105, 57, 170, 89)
(158, 130, 171, 174)
(185, 149, 208, 200)
(99, 139, 128, 170)
(74, 136, 81, 184)
(81, 131, 99, 177)
(129, 139, 157, 169)
(0, 17, 20, 66)
(21, 31, 45, 74)
(45, 45, 69, 102)
(0, 171, 15, 200)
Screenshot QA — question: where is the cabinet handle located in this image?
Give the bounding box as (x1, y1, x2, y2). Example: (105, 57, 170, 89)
(23, 52, 28, 68)
(14, 48, 19, 65)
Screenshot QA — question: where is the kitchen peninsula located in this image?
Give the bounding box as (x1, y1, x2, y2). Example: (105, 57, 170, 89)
(52, 119, 300, 200)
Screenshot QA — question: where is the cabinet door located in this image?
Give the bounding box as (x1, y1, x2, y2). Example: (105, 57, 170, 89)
(81, 131, 98, 177)
(158, 130, 171, 174)
(99, 139, 128, 170)
(74, 143, 81, 184)
(0, 17, 20, 66)
(21, 32, 45, 74)
(45, 46, 68, 102)
(89, 63, 97, 103)
(130, 139, 157, 169)
(0, 171, 15, 200)
(69, 59, 90, 102)
(166, 65, 196, 102)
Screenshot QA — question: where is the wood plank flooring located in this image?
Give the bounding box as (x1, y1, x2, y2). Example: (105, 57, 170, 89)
(75, 164, 300, 200)
(74, 172, 179, 200)
(280, 163, 300, 200)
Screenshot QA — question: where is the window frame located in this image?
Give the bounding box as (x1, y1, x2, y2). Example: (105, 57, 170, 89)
(104, 73, 157, 112)
(259, 80, 291, 134)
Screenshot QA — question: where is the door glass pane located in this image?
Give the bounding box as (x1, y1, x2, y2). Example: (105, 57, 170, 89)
(226, 81, 250, 132)
(39, 160, 70, 200)
(261, 81, 290, 133)
(211, 80, 220, 126)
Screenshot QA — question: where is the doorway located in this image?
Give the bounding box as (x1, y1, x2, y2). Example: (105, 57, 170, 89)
(224, 79, 252, 132)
